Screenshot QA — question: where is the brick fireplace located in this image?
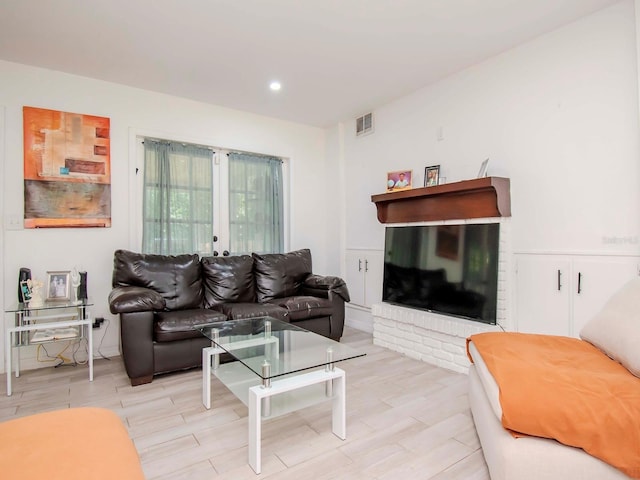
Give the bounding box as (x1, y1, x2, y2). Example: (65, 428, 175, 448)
(372, 218, 510, 374)
(370, 177, 511, 374)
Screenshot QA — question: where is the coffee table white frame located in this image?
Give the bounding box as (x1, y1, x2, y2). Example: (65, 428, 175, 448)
(202, 332, 346, 474)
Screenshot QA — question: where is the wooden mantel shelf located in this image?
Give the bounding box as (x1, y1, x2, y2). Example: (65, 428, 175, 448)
(371, 176, 511, 224)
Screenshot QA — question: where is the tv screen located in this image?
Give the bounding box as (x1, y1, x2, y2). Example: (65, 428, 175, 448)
(383, 223, 500, 324)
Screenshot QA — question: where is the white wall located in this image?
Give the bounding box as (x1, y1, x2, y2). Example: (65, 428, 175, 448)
(3, 1, 639, 375)
(342, 1, 640, 257)
(324, 123, 347, 275)
(0, 60, 333, 372)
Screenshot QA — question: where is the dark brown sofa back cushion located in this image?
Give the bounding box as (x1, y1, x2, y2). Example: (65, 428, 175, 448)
(201, 255, 256, 307)
(112, 249, 203, 311)
(253, 249, 312, 302)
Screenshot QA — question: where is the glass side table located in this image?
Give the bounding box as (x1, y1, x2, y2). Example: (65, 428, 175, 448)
(4, 300, 94, 396)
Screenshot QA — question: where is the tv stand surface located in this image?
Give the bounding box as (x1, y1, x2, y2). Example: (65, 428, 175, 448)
(371, 176, 510, 223)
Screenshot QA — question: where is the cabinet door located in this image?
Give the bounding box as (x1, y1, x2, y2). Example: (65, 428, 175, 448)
(345, 251, 366, 307)
(571, 257, 638, 337)
(515, 255, 571, 336)
(363, 250, 383, 307)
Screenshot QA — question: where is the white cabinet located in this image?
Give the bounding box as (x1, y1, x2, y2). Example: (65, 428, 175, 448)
(515, 256, 571, 336)
(571, 257, 639, 334)
(515, 254, 639, 337)
(345, 250, 383, 308)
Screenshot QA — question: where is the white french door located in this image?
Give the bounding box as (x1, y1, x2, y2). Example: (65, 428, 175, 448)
(212, 150, 230, 257)
(132, 133, 287, 256)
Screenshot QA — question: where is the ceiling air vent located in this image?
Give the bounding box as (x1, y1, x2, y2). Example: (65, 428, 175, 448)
(356, 112, 374, 137)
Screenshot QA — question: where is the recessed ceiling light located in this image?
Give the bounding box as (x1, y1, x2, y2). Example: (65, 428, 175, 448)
(269, 81, 282, 91)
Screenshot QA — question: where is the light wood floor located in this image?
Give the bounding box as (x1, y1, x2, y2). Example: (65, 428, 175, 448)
(0, 327, 490, 479)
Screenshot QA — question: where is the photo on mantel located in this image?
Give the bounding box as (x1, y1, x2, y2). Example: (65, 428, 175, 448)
(477, 158, 489, 178)
(387, 170, 412, 191)
(424, 165, 440, 187)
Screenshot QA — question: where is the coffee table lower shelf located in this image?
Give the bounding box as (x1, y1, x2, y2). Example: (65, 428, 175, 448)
(202, 346, 346, 474)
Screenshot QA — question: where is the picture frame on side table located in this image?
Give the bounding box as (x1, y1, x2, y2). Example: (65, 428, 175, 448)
(477, 158, 489, 178)
(387, 170, 412, 191)
(424, 165, 440, 187)
(46, 271, 71, 301)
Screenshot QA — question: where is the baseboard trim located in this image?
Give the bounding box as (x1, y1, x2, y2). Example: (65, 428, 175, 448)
(345, 305, 374, 333)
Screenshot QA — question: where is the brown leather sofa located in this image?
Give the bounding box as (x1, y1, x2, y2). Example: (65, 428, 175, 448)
(108, 248, 350, 386)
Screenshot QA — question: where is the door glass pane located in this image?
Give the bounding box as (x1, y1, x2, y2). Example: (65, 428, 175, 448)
(228, 152, 283, 254)
(142, 140, 213, 255)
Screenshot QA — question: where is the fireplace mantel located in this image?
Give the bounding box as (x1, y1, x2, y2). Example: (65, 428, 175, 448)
(371, 176, 511, 224)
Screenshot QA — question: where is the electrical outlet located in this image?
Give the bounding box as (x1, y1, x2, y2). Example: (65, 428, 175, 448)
(4, 214, 23, 230)
(92, 317, 105, 329)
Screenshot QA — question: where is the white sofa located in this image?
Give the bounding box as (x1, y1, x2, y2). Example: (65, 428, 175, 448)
(468, 277, 640, 480)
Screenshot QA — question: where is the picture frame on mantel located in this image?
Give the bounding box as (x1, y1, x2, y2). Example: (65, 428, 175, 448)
(477, 158, 489, 178)
(424, 165, 440, 187)
(387, 170, 412, 192)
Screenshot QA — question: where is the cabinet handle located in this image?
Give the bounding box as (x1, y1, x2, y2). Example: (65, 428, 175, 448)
(577, 272, 582, 294)
(365, 259, 369, 272)
(358, 259, 362, 272)
(557, 270, 562, 291)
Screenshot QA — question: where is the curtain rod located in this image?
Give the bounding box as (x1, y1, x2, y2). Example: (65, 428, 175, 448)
(140, 137, 282, 160)
(227, 151, 283, 162)
(142, 137, 215, 152)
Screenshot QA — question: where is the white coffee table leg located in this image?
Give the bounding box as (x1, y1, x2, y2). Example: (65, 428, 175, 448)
(248, 387, 262, 474)
(246, 368, 346, 474)
(202, 344, 225, 410)
(202, 347, 213, 409)
(332, 372, 346, 439)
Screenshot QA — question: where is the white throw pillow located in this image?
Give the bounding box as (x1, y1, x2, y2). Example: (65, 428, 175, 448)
(580, 276, 640, 377)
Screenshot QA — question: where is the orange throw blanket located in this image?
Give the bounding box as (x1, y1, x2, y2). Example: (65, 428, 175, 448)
(0, 408, 145, 479)
(468, 332, 640, 479)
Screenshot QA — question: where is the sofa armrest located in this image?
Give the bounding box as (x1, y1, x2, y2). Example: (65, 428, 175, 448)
(303, 274, 350, 302)
(119, 310, 155, 385)
(108, 286, 165, 314)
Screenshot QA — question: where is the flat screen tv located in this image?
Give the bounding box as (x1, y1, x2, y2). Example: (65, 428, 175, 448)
(383, 223, 500, 324)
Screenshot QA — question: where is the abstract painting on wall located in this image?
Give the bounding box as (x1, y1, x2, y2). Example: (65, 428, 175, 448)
(23, 106, 111, 228)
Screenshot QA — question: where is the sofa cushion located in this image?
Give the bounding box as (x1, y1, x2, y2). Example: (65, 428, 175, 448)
(201, 255, 255, 307)
(269, 295, 334, 321)
(253, 249, 312, 302)
(216, 302, 289, 322)
(155, 309, 226, 342)
(580, 276, 640, 378)
(112, 249, 203, 311)
(468, 332, 640, 479)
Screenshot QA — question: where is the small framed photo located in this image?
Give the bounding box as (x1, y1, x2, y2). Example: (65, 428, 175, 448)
(46, 271, 71, 301)
(477, 158, 489, 178)
(386, 170, 412, 191)
(424, 165, 440, 187)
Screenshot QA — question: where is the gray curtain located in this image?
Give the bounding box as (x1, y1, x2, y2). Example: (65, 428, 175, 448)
(228, 152, 283, 254)
(142, 140, 213, 255)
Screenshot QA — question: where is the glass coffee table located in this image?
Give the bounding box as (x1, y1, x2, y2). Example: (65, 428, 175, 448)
(197, 317, 365, 474)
